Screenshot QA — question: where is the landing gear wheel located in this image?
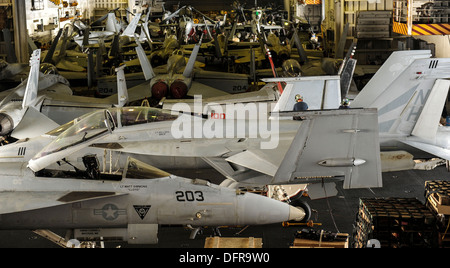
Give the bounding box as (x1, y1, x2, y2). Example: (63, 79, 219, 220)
(290, 198, 312, 223)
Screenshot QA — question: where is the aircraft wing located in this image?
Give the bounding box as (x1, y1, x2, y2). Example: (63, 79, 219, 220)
(56, 59, 86, 72)
(271, 108, 382, 189)
(0, 191, 126, 215)
(187, 81, 230, 98)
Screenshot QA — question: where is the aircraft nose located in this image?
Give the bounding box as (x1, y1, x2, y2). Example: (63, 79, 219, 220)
(236, 193, 307, 225)
(289, 205, 306, 222)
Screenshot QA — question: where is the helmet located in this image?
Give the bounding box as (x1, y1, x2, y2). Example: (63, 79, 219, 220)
(282, 59, 301, 77)
(295, 94, 303, 102)
(40, 63, 59, 75)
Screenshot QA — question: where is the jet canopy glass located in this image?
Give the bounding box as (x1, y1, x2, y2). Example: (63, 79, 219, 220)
(33, 107, 179, 160)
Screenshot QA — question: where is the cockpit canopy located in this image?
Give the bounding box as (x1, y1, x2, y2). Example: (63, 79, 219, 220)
(34, 107, 179, 161)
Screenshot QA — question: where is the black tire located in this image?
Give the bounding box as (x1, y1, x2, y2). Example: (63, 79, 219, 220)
(290, 198, 312, 223)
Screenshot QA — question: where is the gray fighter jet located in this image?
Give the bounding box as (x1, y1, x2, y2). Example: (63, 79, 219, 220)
(24, 105, 382, 202)
(0, 156, 304, 245)
(0, 49, 141, 143)
(128, 39, 241, 100)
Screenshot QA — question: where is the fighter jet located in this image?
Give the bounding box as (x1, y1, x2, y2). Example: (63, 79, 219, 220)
(40, 27, 86, 73)
(128, 38, 244, 100)
(0, 49, 138, 143)
(72, 11, 123, 47)
(24, 104, 381, 206)
(0, 156, 305, 245)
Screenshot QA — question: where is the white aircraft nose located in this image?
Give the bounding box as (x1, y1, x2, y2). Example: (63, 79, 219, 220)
(289, 205, 306, 222)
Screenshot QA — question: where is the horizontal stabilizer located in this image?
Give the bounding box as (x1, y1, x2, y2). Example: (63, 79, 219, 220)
(272, 108, 382, 189)
(11, 106, 59, 139)
(401, 140, 450, 161)
(0, 191, 126, 215)
(226, 150, 280, 177)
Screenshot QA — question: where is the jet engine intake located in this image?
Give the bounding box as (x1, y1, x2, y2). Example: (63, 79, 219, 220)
(0, 113, 14, 136)
(150, 54, 164, 67)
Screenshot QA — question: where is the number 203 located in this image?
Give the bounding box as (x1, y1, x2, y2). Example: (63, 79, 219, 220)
(176, 191, 204, 202)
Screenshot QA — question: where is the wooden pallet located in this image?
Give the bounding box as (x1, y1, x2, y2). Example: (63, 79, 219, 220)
(425, 181, 450, 215)
(291, 234, 349, 248)
(204, 237, 262, 248)
(290, 239, 348, 248)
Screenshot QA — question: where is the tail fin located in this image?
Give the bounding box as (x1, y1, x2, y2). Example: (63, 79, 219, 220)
(109, 34, 120, 58)
(351, 50, 432, 107)
(182, 38, 202, 78)
(139, 9, 151, 43)
(115, 64, 128, 107)
(22, 49, 41, 109)
(291, 28, 308, 64)
(338, 41, 357, 99)
(262, 75, 342, 111)
(56, 27, 70, 62)
(411, 79, 450, 141)
(212, 33, 224, 58)
(121, 13, 141, 37)
(82, 26, 90, 48)
(106, 12, 121, 33)
(135, 40, 155, 80)
(42, 28, 63, 64)
(352, 51, 450, 136)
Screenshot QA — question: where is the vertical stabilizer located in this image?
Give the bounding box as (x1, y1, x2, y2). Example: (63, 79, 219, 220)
(22, 49, 41, 109)
(82, 26, 90, 48)
(139, 9, 151, 43)
(115, 65, 128, 107)
(182, 40, 201, 78)
(291, 28, 308, 64)
(351, 50, 432, 108)
(353, 53, 450, 137)
(42, 28, 63, 64)
(338, 42, 357, 99)
(121, 13, 141, 37)
(262, 75, 341, 111)
(135, 41, 155, 80)
(411, 79, 450, 141)
(106, 12, 121, 33)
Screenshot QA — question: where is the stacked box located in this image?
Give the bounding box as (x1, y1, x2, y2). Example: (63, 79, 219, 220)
(356, 11, 392, 38)
(425, 180, 450, 247)
(352, 198, 437, 248)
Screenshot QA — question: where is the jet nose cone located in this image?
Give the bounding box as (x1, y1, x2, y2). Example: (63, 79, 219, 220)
(289, 205, 306, 222)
